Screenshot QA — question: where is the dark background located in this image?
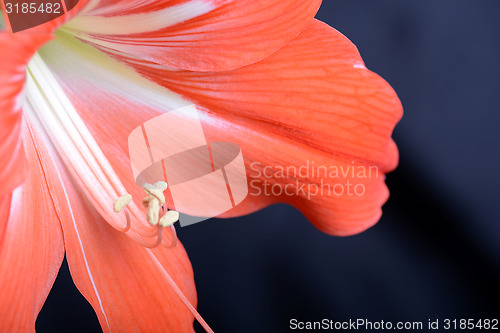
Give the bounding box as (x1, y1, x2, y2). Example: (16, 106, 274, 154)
(36, 1, 500, 332)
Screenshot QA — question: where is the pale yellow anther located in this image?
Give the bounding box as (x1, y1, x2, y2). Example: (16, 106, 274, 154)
(142, 182, 167, 226)
(146, 198, 161, 226)
(144, 189, 166, 205)
(143, 181, 168, 191)
(113, 183, 179, 234)
(113, 194, 132, 212)
(159, 210, 179, 227)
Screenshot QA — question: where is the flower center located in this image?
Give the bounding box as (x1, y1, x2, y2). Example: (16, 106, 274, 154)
(25, 50, 177, 249)
(114, 181, 180, 228)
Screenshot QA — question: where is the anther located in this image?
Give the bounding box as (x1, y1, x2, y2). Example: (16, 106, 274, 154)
(142, 182, 167, 226)
(113, 194, 132, 232)
(113, 194, 132, 212)
(159, 210, 179, 227)
(112, 182, 179, 248)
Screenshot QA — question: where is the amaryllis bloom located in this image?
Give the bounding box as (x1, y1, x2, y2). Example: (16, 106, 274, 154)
(0, 0, 402, 332)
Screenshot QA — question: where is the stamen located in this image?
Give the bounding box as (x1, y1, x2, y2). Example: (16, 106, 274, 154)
(141, 182, 179, 248)
(165, 225, 178, 249)
(159, 210, 179, 227)
(142, 183, 167, 226)
(112, 182, 179, 248)
(143, 181, 168, 191)
(113, 194, 132, 232)
(146, 197, 161, 226)
(26, 53, 158, 241)
(142, 224, 177, 249)
(113, 194, 132, 212)
(117, 208, 132, 233)
(145, 225, 163, 248)
(146, 249, 214, 333)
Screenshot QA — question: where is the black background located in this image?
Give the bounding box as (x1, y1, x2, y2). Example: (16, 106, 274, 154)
(36, 1, 500, 332)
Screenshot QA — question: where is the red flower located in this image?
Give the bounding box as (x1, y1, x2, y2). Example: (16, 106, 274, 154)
(0, 1, 402, 331)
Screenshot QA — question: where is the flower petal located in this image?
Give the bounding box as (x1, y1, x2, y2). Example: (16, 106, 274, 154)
(41, 21, 401, 235)
(37, 33, 192, 233)
(23, 108, 199, 332)
(59, 189, 198, 332)
(0, 120, 64, 332)
(0, 32, 52, 195)
(0, 194, 11, 247)
(26, 50, 167, 243)
(118, 19, 403, 235)
(65, 0, 322, 71)
(0, 0, 89, 194)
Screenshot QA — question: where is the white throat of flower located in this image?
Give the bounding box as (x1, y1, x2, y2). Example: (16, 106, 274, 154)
(25, 37, 214, 333)
(25, 36, 189, 249)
